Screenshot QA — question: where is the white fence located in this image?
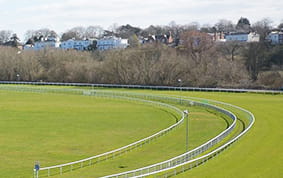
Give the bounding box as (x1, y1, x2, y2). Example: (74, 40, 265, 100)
(0, 84, 255, 177)
(0, 81, 282, 94)
(0, 85, 185, 177)
(100, 95, 237, 178)
(129, 95, 255, 178)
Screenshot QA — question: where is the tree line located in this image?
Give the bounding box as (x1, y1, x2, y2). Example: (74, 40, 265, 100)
(0, 39, 282, 89)
(0, 17, 282, 89)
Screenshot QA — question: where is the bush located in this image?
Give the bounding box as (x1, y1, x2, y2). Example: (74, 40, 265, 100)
(257, 71, 283, 89)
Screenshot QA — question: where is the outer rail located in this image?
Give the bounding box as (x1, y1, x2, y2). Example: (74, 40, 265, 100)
(0, 85, 184, 176)
(133, 95, 255, 177)
(0, 81, 282, 94)
(0, 84, 254, 178)
(101, 96, 237, 178)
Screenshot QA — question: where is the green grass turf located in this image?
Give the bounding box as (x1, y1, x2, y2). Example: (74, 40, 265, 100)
(54, 107, 228, 178)
(0, 88, 228, 178)
(0, 90, 177, 177)
(134, 90, 282, 178)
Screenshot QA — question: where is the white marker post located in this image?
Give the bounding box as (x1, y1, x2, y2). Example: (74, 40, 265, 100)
(184, 110, 189, 152)
(177, 79, 182, 104)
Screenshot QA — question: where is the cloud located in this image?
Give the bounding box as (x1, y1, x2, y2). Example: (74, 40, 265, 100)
(0, 0, 282, 40)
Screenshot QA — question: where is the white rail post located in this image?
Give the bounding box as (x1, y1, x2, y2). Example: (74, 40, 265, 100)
(184, 110, 189, 152)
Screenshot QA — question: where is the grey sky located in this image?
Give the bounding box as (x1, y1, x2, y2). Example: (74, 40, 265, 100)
(0, 0, 282, 40)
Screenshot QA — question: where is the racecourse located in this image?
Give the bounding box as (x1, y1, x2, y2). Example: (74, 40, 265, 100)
(0, 86, 281, 178)
(0, 90, 176, 177)
(150, 90, 282, 178)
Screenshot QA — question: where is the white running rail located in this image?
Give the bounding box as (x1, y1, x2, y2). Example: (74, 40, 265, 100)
(101, 95, 255, 178)
(0, 85, 252, 178)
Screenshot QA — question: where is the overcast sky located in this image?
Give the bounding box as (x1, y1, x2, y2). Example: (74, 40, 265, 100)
(0, 0, 282, 40)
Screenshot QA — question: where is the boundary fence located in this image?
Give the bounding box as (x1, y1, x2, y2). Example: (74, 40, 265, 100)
(0, 85, 184, 177)
(100, 95, 238, 178)
(0, 83, 255, 177)
(127, 96, 255, 178)
(0, 81, 282, 94)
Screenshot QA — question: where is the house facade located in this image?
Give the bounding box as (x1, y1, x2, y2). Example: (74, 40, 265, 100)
(142, 33, 174, 45)
(266, 31, 283, 45)
(209, 32, 225, 42)
(24, 36, 60, 50)
(225, 32, 260, 42)
(97, 36, 128, 50)
(60, 39, 96, 50)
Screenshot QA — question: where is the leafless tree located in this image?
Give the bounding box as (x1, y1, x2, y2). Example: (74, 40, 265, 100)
(0, 30, 12, 44)
(85, 26, 104, 38)
(179, 30, 214, 63)
(252, 18, 273, 41)
(214, 19, 235, 32)
(25, 28, 57, 41)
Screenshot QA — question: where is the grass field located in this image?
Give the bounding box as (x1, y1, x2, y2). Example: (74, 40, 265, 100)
(139, 90, 282, 178)
(0, 89, 228, 178)
(0, 90, 176, 177)
(2, 86, 280, 178)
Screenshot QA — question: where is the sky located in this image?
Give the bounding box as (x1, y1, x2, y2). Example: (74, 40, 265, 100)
(0, 0, 282, 41)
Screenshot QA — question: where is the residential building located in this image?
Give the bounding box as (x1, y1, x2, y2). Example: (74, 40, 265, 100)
(3, 41, 23, 50)
(2, 34, 23, 50)
(225, 32, 259, 42)
(60, 39, 96, 50)
(266, 31, 283, 45)
(24, 36, 60, 50)
(97, 36, 128, 50)
(142, 33, 174, 45)
(209, 32, 226, 42)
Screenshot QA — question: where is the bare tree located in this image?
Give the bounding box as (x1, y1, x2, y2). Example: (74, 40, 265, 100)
(61, 31, 79, 41)
(214, 19, 235, 32)
(0, 30, 12, 44)
(108, 23, 119, 33)
(252, 18, 273, 41)
(217, 41, 243, 61)
(85, 26, 104, 38)
(179, 30, 214, 63)
(24, 28, 57, 41)
(61, 27, 86, 41)
(242, 42, 268, 81)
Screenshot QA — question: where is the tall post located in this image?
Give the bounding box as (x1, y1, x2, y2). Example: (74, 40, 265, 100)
(177, 79, 182, 104)
(16, 74, 20, 81)
(184, 110, 189, 152)
(34, 161, 40, 178)
(92, 84, 94, 96)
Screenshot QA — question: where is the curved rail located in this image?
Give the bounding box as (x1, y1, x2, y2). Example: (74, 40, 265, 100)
(39, 96, 185, 175)
(101, 97, 237, 178)
(0, 85, 252, 178)
(0, 85, 184, 176)
(102, 94, 255, 178)
(142, 99, 255, 177)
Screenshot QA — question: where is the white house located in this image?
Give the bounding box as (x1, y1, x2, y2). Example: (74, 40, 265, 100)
(97, 36, 128, 50)
(24, 36, 60, 50)
(225, 32, 260, 42)
(60, 39, 96, 50)
(248, 32, 260, 42)
(33, 41, 60, 50)
(266, 31, 283, 45)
